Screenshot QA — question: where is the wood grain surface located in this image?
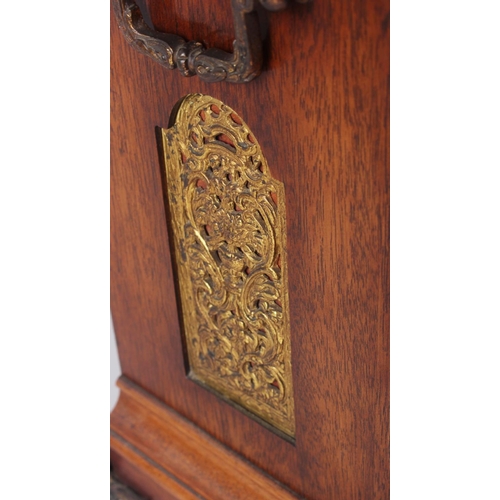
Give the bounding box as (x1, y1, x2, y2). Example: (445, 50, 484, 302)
(111, 1, 389, 498)
(112, 377, 302, 500)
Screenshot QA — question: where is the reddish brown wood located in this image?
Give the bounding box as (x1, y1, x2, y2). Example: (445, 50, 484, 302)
(143, 0, 236, 54)
(111, 442, 187, 500)
(111, 377, 301, 499)
(111, 0, 389, 498)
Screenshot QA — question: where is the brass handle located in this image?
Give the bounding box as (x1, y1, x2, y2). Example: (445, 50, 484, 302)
(112, 0, 311, 83)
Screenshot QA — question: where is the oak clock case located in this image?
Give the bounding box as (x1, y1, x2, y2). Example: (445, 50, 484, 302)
(111, 1, 389, 499)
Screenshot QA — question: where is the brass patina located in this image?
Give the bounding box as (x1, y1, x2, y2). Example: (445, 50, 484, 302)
(161, 94, 295, 438)
(113, 0, 312, 83)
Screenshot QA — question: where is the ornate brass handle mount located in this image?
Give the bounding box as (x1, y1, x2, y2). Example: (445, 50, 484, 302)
(113, 0, 311, 83)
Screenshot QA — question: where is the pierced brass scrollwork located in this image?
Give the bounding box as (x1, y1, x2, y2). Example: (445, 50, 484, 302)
(161, 94, 295, 437)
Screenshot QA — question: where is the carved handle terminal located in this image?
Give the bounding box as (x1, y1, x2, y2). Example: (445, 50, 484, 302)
(112, 0, 311, 83)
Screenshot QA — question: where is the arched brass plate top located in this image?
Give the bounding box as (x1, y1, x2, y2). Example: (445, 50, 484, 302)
(161, 94, 295, 438)
(113, 0, 311, 83)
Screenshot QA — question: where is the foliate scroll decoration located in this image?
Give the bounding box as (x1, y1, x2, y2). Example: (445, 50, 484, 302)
(112, 0, 312, 83)
(162, 94, 295, 437)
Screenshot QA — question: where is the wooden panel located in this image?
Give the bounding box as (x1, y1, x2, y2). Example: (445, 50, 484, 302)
(111, 1, 389, 498)
(144, 0, 235, 54)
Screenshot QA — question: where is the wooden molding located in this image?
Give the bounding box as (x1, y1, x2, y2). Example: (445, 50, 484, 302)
(110, 376, 302, 500)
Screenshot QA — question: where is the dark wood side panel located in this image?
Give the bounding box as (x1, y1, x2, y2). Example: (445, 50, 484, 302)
(111, 1, 389, 498)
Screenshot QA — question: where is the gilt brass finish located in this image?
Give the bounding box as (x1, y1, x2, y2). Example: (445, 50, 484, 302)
(161, 94, 295, 437)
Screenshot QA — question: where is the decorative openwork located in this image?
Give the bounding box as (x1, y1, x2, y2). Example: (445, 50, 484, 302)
(161, 94, 295, 437)
(113, 0, 312, 83)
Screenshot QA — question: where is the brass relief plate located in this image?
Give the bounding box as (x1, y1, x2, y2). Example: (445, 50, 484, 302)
(161, 94, 295, 438)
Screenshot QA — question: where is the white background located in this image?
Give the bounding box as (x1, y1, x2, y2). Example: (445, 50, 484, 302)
(110, 316, 121, 412)
(1, 1, 499, 498)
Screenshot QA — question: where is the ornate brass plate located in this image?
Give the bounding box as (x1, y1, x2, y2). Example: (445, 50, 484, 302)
(161, 94, 295, 438)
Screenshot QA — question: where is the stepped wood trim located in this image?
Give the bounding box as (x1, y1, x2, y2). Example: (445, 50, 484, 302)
(110, 377, 303, 500)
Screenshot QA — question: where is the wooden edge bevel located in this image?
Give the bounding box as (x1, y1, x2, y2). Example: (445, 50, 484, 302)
(111, 432, 201, 500)
(110, 376, 303, 500)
